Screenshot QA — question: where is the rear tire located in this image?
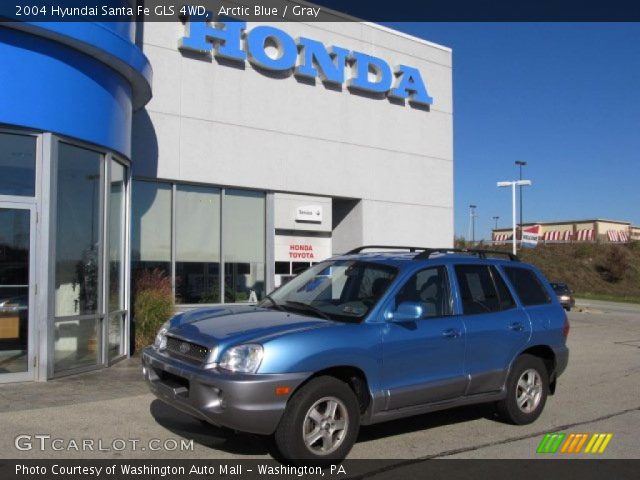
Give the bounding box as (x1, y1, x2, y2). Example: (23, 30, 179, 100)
(496, 354, 549, 425)
(274, 376, 360, 465)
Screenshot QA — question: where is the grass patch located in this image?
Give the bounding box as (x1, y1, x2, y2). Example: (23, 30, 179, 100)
(576, 292, 640, 305)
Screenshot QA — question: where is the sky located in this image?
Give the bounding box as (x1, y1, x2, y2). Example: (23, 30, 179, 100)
(385, 23, 640, 241)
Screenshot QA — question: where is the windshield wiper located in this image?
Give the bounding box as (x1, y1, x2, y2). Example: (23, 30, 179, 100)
(284, 301, 332, 321)
(261, 295, 287, 313)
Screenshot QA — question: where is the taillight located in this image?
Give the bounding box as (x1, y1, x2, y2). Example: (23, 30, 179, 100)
(562, 313, 570, 338)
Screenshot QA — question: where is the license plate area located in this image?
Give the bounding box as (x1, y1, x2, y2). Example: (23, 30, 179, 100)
(153, 367, 190, 397)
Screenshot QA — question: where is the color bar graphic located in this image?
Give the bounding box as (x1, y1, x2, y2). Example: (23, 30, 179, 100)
(537, 433, 566, 453)
(584, 433, 613, 454)
(537, 432, 613, 454)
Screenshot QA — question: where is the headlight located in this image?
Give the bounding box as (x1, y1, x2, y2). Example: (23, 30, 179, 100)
(153, 320, 170, 350)
(219, 344, 263, 373)
(560, 295, 570, 301)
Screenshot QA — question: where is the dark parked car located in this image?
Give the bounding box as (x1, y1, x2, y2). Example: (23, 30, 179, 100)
(550, 282, 575, 311)
(143, 247, 570, 464)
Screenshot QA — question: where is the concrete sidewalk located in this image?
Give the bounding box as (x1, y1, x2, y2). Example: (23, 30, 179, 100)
(0, 356, 146, 414)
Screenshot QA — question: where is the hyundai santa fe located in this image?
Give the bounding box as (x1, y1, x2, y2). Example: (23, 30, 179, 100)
(142, 246, 569, 464)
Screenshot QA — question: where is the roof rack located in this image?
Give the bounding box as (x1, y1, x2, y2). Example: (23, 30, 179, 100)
(346, 245, 430, 254)
(344, 246, 520, 262)
(414, 248, 520, 262)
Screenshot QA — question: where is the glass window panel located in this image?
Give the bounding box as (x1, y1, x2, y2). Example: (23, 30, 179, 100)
(0, 208, 30, 373)
(108, 161, 126, 312)
(292, 262, 311, 274)
(0, 133, 36, 196)
(131, 180, 172, 296)
(54, 317, 100, 372)
(223, 189, 265, 303)
(455, 265, 502, 314)
(503, 267, 551, 306)
(175, 185, 220, 304)
(275, 261, 290, 275)
(131, 180, 171, 263)
(108, 312, 124, 360)
(490, 266, 516, 310)
(395, 267, 452, 317)
(55, 143, 102, 317)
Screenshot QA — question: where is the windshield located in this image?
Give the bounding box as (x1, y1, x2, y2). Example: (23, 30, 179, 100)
(551, 283, 570, 294)
(261, 260, 398, 322)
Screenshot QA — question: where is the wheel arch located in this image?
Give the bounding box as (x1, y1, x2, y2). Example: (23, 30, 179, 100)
(291, 365, 373, 415)
(518, 345, 558, 394)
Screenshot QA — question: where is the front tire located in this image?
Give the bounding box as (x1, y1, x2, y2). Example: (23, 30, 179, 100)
(274, 376, 360, 465)
(496, 354, 549, 425)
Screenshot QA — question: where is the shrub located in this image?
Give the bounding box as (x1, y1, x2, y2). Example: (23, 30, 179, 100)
(454, 236, 468, 249)
(134, 269, 174, 351)
(598, 245, 629, 283)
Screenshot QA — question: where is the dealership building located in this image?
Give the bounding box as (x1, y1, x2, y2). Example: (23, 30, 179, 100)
(0, 7, 453, 381)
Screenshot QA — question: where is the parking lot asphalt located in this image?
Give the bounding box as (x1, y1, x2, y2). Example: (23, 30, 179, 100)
(0, 300, 638, 463)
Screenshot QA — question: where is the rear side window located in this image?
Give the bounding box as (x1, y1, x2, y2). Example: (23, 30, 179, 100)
(455, 265, 514, 315)
(503, 267, 551, 306)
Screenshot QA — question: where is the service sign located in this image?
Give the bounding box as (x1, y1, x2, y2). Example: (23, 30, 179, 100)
(295, 205, 323, 223)
(179, 19, 433, 108)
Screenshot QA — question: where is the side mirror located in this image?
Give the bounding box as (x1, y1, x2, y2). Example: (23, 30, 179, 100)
(389, 301, 423, 322)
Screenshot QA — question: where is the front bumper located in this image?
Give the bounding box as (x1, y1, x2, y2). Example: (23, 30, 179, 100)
(142, 346, 310, 435)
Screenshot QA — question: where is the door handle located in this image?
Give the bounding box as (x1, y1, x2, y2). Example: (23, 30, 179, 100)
(442, 328, 461, 339)
(509, 322, 524, 332)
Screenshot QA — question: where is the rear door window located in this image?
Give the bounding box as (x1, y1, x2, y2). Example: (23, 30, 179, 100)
(490, 266, 516, 310)
(455, 265, 502, 314)
(503, 267, 551, 306)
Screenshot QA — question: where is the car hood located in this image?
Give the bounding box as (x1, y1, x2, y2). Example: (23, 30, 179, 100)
(166, 304, 332, 351)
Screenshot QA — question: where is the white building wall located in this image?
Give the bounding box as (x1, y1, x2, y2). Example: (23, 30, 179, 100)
(133, 9, 454, 249)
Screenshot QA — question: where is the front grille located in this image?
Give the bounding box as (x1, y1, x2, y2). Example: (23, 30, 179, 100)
(165, 336, 212, 363)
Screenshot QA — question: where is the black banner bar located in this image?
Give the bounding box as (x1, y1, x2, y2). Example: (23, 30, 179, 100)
(2, 0, 640, 22)
(1, 459, 640, 480)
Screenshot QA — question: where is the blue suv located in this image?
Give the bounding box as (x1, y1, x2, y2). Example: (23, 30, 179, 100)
(142, 247, 569, 463)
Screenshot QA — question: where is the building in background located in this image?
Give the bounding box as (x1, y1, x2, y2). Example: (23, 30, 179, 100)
(492, 219, 637, 244)
(0, 2, 453, 381)
(132, 18, 454, 309)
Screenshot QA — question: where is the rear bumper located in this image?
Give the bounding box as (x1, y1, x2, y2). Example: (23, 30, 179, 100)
(142, 346, 310, 435)
(553, 345, 569, 379)
(559, 298, 575, 309)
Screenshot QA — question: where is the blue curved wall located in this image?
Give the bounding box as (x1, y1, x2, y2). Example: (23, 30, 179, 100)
(0, 22, 151, 158)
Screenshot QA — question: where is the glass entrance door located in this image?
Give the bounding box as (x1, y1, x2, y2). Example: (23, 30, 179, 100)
(0, 204, 35, 382)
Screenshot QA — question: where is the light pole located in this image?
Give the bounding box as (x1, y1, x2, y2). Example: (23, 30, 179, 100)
(492, 216, 499, 230)
(515, 161, 527, 235)
(469, 204, 477, 244)
(497, 180, 532, 255)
